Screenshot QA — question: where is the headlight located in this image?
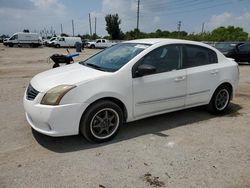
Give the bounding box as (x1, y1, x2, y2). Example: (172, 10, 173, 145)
(41, 85, 76, 105)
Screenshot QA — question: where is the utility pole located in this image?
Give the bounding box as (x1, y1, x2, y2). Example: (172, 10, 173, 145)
(201, 22, 205, 34)
(60, 24, 63, 34)
(94, 17, 97, 36)
(89, 13, 92, 36)
(136, 0, 140, 32)
(177, 21, 181, 38)
(72, 20, 75, 36)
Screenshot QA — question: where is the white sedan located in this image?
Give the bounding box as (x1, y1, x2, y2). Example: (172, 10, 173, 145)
(23, 39, 239, 143)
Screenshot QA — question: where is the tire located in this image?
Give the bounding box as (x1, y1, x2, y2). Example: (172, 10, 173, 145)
(9, 43, 13, 47)
(208, 85, 231, 114)
(55, 44, 60, 48)
(80, 100, 123, 143)
(90, 44, 95, 49)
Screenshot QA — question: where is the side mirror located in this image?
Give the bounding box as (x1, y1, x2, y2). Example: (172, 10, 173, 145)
(135, 64, 156, 77)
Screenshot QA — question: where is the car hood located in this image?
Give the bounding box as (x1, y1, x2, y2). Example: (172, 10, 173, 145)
(30, 63, 109, 92)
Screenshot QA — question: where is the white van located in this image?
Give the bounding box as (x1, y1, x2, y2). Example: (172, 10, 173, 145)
(53, 37, 82, 48)
(4, 32, 42, 47)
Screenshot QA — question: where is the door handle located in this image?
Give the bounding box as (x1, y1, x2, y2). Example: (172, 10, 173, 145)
(175, 76, 186, 82)
(210, 70, 219, 75)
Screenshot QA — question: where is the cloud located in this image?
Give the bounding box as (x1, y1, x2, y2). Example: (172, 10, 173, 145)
(30, 0, 65, 11)
(207, 11, 250, 32)
(0, 0, 34, 9)
(0, 0, 67, 35)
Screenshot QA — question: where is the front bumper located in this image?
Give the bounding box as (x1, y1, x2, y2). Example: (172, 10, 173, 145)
(23, 93, 88, 137)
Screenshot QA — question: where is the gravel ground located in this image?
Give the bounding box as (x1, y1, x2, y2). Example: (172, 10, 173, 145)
(0, 44, 249, 188)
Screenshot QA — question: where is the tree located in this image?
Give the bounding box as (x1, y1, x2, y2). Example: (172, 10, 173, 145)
(105, 14, 122, 40)
(211, 26, 248, 41)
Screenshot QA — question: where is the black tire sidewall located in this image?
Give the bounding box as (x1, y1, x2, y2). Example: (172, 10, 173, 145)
(80, 100, 123, 143)
(208, 85, 230, 114)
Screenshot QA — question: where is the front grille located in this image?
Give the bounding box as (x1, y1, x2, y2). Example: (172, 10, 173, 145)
(26, 84, 39, 100)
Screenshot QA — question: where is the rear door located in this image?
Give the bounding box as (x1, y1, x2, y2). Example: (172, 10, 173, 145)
(183, 45, 219, 106)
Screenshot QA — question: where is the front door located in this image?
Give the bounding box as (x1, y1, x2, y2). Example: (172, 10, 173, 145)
(132, 45, 187, 118)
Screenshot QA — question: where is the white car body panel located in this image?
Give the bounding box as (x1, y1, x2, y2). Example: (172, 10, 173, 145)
(23, 38, 239, 137)
(133, 69, 186, 117)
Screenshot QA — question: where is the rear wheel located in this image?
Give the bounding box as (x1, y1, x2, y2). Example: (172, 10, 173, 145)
(80, 100, 123, 143)
(208, 85, 231, 114)
(55, 44, 60, 48)
(9, 43, 13, 47)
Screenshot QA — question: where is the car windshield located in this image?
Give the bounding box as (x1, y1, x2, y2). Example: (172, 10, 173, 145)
(79, 43, 151, 72)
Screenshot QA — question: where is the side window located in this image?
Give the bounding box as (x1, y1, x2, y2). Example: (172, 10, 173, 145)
(10, 35, 18, 40)
(183, 45, 217, 68)
(102, 40, 106, 43)
(238, 44, 250, 52)
(59, 38, 65, 41)
(96, 40, 101, 43)
(139, 45, 181, 74)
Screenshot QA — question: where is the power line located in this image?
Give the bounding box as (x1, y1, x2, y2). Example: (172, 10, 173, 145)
(141, 0, 213, 12)
(139, 1, 231, 17)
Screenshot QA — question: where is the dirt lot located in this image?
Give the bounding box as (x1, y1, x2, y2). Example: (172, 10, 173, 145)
(0, 44, 249, 188)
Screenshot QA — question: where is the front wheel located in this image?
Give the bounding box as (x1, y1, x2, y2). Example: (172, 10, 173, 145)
(80, 100, 123, 143)
(208, 85, 231, 114)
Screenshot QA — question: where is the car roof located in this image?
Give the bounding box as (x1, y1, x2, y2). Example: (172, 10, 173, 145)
(125, 38, 218, 50)
(125, 38, 212, 48)
(127, 38, 196, 45)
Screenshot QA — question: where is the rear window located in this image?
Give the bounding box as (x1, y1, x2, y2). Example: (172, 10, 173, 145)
(183, 45, 218, 68)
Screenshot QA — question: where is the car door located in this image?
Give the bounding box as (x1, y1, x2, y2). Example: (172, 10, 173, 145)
(59, 37, 66, 47)
(237, 43, 250, 62)
(183, 44, 219, 106)
(132, 44, 187, 118)
(96, 39, 102, 48)
(101, 39, 107, 48)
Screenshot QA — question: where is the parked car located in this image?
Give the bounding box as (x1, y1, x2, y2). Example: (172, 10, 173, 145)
(87, 39, 116, 48)
(23, 39, 239, 143)
(3, 32, 42, 47)
(221, 43, 250, 63)
(53, 36, 82, 48)
(44, 37, 58, 46)
(214, 42, 240, 53)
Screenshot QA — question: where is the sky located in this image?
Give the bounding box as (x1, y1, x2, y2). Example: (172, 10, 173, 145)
(0, 0, 250, 37)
